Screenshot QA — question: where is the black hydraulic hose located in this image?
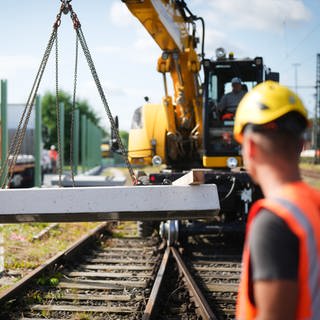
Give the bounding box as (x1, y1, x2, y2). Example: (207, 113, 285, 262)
(197, 16, 205, 60)
(176, 0, 206, 60)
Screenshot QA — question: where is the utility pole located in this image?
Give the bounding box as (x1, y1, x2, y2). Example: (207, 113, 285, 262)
(292, 63, 301, 94)
(35, 96, 42, 187)
(0, 80, 8, 187)
(314, 54, 320, 163)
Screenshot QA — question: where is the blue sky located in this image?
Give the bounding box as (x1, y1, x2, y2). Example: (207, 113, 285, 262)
(0, 0, 319, 131)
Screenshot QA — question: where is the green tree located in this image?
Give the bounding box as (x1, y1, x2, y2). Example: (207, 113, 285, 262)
(42, 90, 103, 163)
(119, 130, 129, 149)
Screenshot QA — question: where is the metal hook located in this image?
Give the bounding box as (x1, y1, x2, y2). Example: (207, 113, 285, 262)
(60, 0, 71, 14)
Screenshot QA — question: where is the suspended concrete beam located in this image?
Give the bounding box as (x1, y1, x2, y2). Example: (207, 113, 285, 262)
(50, 174, 126, 187)
(0, 184, 219, 223)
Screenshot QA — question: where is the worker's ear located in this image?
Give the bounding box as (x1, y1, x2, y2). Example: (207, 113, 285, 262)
(243, 135, 257, 161)
(298, 138, 304, 154)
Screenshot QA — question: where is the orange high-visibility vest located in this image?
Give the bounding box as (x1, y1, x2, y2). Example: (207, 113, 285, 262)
(236, 181, 320, 319)
(49, 149, 58, 161)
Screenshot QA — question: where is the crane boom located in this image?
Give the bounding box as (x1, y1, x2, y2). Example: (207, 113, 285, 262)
(124, 0, 203, 162)
(125, 0, 189, 51)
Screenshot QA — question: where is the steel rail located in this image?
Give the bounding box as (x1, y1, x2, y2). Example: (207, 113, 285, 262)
(171, 246, 218, 320)
(142, 247, 171, 320)
(301, 168, 320, 180)
(0, 222, 110, 304)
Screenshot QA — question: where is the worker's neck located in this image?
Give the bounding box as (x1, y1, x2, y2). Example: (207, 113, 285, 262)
(257, 161, 301, 198)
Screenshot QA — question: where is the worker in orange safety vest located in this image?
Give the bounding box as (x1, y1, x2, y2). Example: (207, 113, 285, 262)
(233, 81, 320, 319)
(49, 145, 58, 174)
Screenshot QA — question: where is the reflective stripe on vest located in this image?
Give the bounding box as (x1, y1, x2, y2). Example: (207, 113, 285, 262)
(274, 198, 320, 319)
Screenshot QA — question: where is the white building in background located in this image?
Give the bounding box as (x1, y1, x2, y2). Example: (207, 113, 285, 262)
(8, 104, 35, 155)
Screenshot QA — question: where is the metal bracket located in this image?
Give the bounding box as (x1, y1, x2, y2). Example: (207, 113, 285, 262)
(241, 187, 252, 215)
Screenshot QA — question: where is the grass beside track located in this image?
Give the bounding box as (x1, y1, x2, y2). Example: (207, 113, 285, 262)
(300, 162, 320, 189)
(302, 176, 320, 189)
(0, 222, 100, 292)
(300, 162, 320, 172)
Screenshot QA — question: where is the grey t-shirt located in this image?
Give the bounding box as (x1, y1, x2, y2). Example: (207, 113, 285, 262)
(249, 209, 299, 281)
(218, 90, 246, 113)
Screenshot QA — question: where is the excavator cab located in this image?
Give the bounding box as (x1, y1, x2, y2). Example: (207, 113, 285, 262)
(202, 54, 279, 168)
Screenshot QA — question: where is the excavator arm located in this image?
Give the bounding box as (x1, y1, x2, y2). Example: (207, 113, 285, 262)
(124, 0, 203, 164)
(125, 0, 189, 51)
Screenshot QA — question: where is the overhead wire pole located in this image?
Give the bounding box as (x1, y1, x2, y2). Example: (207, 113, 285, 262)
(86, 119, 92, 168)
(314, 54, 320, 163)
(292, 63, 301, 94)
(0, 80, 7, 275)
(72, 108, 79, 175)
(0, 80, 8, 187)
(34, 96, 42, 187)
(81, 114, 87, 172)
(59, 102, 65, 173)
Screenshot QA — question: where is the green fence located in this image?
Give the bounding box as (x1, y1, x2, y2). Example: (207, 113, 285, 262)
(0, 79, 103, 185)
(81, 114, 103, 172)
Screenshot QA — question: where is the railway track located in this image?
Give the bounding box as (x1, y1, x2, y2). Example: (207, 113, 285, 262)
(182, 235, 242, 319)
(0, 223, 162, 319)
(0, 223, 243, 319)
(142, 234, 242, 319)
(301, 168, 320, 180)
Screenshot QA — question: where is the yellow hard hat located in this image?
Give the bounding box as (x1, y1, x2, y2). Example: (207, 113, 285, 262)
(234, 81, 308, 143)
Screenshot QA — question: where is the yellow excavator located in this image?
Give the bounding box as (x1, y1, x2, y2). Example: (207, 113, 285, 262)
(124, 0, 279, 170)
(126, 0, 203, 170)
(119, 0, 279, 237)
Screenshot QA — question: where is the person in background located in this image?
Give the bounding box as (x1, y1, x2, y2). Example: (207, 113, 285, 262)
(234, 81, 320, 319)
(242, 83, 248, 93)
(218, 77, 246, 118)
(49, 145, 58, 173)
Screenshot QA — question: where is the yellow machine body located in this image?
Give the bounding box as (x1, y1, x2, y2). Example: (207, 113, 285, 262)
(203, 156, 243, 168)
(125, 0, 203, 168)
(128, 103, 167, 165)
(123, 1, 277, 169)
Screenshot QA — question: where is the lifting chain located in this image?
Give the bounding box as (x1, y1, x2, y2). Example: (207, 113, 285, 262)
(64, 2, 137, 184)
(69, 33, 79, 187)
(0, 28, 58, 188)
(0, 0, 137, 188)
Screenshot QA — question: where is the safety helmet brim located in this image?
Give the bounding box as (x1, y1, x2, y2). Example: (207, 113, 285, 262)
(234, 81, 308, 143)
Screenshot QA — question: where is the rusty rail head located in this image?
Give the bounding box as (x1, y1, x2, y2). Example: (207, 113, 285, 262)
(142, 247, 171, 320)
(171, 246, 218, 320)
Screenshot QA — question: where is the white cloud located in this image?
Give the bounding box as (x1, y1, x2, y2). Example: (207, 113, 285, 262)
(80, 80, 127, 99)
(109, 1, 137, 28)
(95, 34, 159, 66)
(95, 45, 123, 54)
(131, 35, 160, 65)
(202, 28, 230, 56)
(206, 0, 311, 32)
(0, 55, 38, 78)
